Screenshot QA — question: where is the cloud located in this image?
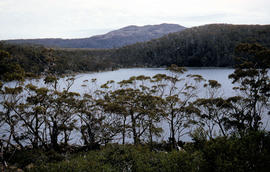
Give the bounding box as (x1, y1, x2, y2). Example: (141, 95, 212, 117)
(0, 0, 269, 39)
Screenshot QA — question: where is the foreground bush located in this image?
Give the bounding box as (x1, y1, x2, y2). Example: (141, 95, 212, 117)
(25, 144, 202, 172)
(19, 131, 269, 172)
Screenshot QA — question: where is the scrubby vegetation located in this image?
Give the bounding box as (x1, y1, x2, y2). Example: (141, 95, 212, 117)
(0, 43, 270, 171)
(25, 132, 270, 172)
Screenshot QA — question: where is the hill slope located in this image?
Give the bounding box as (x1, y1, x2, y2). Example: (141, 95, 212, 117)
(112, 24, 270, 67)
(2, 24, 270, 78)
(5, 24, 186, 48)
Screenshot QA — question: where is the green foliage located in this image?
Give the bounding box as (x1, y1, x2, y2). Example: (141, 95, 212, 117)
(227, 43, 270, 133)
(2, 24, 270, 78)
(112, 24, 270, 67)
(0, 43, 117, 78)
(8, 149, 64, 169)
(0, 44, 49, 75)
(27, 144, 204, 172)
(1, 42, 270, 171)
(0, 49, 25, 81)
(26, 132, 270, 171)
(199, 131, 270, 172)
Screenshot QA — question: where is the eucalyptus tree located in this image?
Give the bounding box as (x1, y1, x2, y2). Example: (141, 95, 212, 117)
(0, 54, 26, 165)
(226, 43, 270, 134)
(41, 76, 80, 150)
(0, 49, 26, 148)
(78, 92, 122, 146)
(77, 93, 102, 146)
(151, 65, 204, 148)
(224, 96, 252, 135)
(0, 84, 25, 149)
(109, 87, 143, 144)
(121, 75, 166, 145)
(136, 92, 164, 147)
(0, 74, 80, 150)
(0, 81, 4, 133)
(131, 75, 165, 145)
(11, 84, 50, 149)
(97, 75, 164, 145)
(100, 77, 145, 145)
(99, 87, 131, 145)
(192, 80, 229, 138)
(76, 79, 123, 146)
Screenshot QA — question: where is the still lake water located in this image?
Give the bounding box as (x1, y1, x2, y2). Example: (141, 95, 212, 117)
(3, 68, 270, 143)
(64, 68, 268, 142)
(68, 68, 235, 97)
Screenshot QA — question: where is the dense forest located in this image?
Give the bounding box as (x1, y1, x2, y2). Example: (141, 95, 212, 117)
(0, 42, 270, 171)
(1, 24, 270, 79)
(112, 24, 270, 67)
(0, 42, 116, 81)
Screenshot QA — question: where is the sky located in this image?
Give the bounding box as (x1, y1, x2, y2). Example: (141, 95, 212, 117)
(0, 0, 269, 40)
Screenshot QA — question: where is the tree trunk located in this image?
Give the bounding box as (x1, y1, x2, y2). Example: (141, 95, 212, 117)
(131, 112, 138, 145)
(122, 117, 126, 145)
(51, 122, 59, 150)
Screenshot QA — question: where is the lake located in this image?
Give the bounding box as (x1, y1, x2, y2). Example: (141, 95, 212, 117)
(2, 68, 270, 143)
(67, 67, 235, 97)
(72, 68, 270, 141)
(63, 68, 268, 142)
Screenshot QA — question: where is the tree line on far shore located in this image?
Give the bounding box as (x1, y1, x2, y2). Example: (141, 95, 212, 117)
(1, 40, 270, 170)
(1, 24, 270, 79)
(0, 43, 269, 151)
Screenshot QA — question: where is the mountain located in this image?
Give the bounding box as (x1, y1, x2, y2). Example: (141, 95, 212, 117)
(5, 24, 186, 48)
(2, 24, 270, 78)
(112, 24, 270, 67)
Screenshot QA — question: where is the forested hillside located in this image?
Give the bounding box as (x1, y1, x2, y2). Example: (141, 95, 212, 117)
(0, 43, 116, 80)
(112, 24, 270, 67)
(1, 24, 270, 80)
(1, 24, 270, 171)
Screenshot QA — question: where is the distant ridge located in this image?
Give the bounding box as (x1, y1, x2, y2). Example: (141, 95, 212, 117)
(5, 24, 186, 48)
(1, 24, 270, 76)
(112, 24, 270, 67)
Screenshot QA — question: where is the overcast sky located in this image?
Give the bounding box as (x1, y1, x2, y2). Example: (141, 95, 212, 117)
(0, 0, 269, 40)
